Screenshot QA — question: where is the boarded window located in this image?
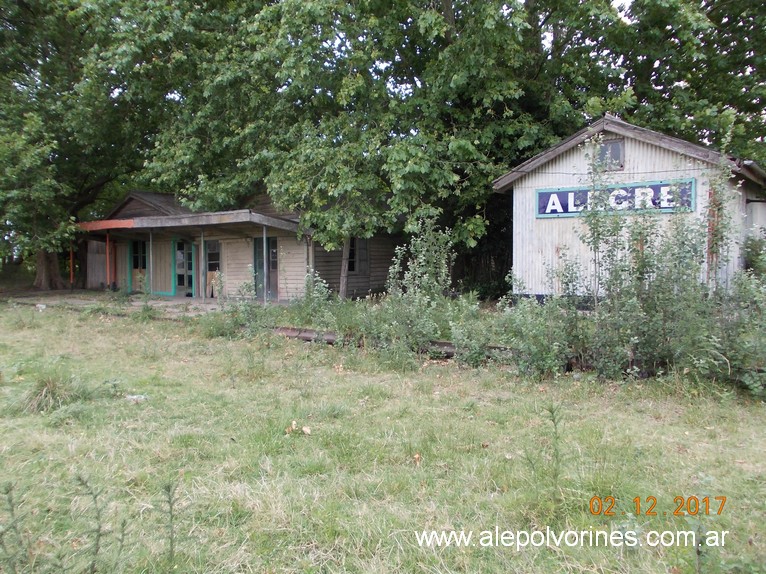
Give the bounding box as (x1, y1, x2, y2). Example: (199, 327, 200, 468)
(598, 139, 624, 170)
(348, 238, 368, 274)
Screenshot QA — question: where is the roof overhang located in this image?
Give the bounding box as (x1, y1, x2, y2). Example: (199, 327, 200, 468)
(79, 220, 135, 231)
(79, 209, 301, 236)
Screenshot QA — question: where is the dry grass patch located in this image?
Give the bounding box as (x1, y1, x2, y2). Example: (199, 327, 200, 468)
(0, 301, 764, 573)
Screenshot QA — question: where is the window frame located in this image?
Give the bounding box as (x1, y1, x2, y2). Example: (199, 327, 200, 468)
(597, 139, 625, 171)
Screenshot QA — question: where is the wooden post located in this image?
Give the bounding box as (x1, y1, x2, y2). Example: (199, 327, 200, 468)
(105, 233, 111, 290)
(307, 236, 314, 272)
(339, 237, 350, 299)
(201, 228, 206, 302)
(149, 230, 153, 294)
(263, 226, 268, 303)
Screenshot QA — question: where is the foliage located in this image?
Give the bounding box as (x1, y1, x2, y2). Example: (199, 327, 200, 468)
(743, 230, 766, 278)
(387, 217, 455, 298)
(449, 294, 493, 367)
(710, 273, 766, 397)
(293, 269, 334, 323)
(496, 296, 576, 378)
(2, 0, 763, 290)
(0, 1, 162, 286)
(618, 0, 766, 165)
(124, 0, 640, 253)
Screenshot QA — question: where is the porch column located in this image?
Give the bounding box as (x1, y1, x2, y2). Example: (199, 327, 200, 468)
(306, 236, 314, 272)
(262, 226, 268, 304)
(149, 230, 154, 294)
(105, 232, 111, 290)
(201, 228, 206, 303)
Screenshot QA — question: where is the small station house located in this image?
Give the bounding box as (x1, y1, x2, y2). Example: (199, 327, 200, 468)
(80, 192, 395, 301)
(493, 114, 766, 296)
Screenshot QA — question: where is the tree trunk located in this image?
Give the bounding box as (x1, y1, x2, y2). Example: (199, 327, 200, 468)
(339, 237, 351, 299)
(33, 250, 67, 290)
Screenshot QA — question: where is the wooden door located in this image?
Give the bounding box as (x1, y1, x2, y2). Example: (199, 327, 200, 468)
(131, 240, 147, 292)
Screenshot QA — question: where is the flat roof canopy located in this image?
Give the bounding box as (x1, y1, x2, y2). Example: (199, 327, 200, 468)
(80, 209, 300, 237)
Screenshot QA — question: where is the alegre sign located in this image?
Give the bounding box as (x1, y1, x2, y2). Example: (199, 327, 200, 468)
(536, 179, 695, 218)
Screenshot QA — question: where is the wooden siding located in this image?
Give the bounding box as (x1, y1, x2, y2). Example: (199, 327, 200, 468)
(277, 237, 308, 300)
(313, 236, 395, 297)
(221, 238, 254, 297)
(115, 243, 129, 290)
(512, 133, 745, 294)
(86, 241, 106, 289)
(368, 236, 396, 289)
(150, 240, 173, 294)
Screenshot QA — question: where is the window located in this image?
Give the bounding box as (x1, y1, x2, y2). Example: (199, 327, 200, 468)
(597, 139, 624, 170)
(132, 241, 147, 270)
(348, 238, 356, 272)
(206, 240, 220, 272)
(347, 238, 367, 274)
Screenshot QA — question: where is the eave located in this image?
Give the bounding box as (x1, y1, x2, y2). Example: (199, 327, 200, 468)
(492, 114, 764, 194)
(79, 210, 301, 236)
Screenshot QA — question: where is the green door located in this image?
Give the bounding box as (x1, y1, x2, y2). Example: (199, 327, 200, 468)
(175, 241, 194, 296)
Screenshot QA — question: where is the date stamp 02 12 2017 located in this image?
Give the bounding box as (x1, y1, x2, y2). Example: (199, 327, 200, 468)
(589, 496, 727, 517)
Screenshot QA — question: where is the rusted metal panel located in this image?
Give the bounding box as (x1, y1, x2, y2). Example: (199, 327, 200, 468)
(79, 220, 135, 231)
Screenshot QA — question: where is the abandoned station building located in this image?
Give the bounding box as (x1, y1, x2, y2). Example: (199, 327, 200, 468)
(80, 193, 396, 301)
(493, 114, 766, 296)
(81, 115, 766, 301)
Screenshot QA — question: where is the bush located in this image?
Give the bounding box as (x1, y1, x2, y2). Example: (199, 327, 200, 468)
(450, 294, 493, 367)
(743, 231, 766, 278)
(495, 296, 576, 378)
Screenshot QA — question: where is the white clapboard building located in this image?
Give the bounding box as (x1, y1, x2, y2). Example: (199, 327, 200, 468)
(493, 114, 766, 296)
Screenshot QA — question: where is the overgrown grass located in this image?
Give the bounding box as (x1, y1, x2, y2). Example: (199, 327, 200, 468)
(18, 364, 96, 414)
(0, 301, 764, 573)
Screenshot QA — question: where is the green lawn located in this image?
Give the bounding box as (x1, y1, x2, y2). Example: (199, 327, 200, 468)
(0, 300, 764, 573)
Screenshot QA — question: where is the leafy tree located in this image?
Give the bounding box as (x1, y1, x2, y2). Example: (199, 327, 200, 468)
(133, 0, 632, 295)
(618, 0, 766, 164)
(6, 0, 760, 292)
(0, 0, 161, 288)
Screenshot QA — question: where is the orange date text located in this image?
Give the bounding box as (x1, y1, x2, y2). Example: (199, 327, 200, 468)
(589, 496, 727, 517)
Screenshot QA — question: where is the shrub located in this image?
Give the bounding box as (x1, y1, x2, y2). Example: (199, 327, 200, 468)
(449, 294, 493, 367)
(387, 217, 454, 298)
(495, 296, 575, 378)
(743, 231, 766, 278)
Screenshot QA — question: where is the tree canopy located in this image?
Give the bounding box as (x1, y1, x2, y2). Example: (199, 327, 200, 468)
(1, 0, 764, 287)
(0, 0, 165, 286)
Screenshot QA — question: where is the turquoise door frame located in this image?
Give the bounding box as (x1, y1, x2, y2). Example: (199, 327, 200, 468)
(127, 238, 193, 297)
(254, 237, 278, 300)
